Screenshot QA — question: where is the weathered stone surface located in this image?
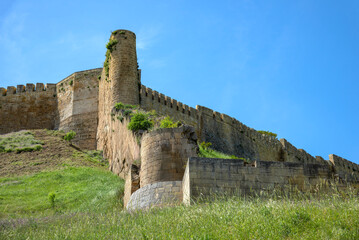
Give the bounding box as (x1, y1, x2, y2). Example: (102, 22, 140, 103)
(56, 68, 101, 149)
(140, 126, 198, 188)
(126, 181, 182, 211)
(124, 164, 140, 208)
(183, 157, 333, 203)
(329, 154, 359, 182)
(0, 84, 57, 134)
(97, 30, 140, 161)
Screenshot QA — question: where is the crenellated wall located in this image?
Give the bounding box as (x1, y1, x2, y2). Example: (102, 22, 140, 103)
(196, 105, 331, 166)
(0, 83, 58, 134)
(329, 154, 359, 182)
(0, 68, 100, 149)
(1, 28, 358, 198)
(197, 105, 285, 162)
(139, 84, 198, 126)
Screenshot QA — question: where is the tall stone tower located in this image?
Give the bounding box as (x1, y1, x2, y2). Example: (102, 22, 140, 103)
(97, 29, 140, 154)
(108, 30, 140, 106)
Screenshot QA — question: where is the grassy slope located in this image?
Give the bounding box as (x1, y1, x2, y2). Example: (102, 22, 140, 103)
(0, 167, 124, 218)
(0, 130, 124, 219)
(1, 130, 359, 239)
(1, 194, 358, 239)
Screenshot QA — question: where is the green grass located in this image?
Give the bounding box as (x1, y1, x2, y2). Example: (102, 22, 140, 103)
(72, 150, 109, 166)
(1, 193, 358, 239)
(198, 144, 239, 159)
(0, 131, 44, 153)
(0, 167, 124, 219)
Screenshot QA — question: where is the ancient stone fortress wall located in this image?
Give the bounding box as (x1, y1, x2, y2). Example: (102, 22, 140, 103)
(103, 117, 141, 178)
(139, 84, 198, 126)
(57, 68, 101, 149)
(182, 157, 333, 205)
(0, 83, 57, 134)
(126, 181, 182, 210)
(329, 154, 359, 182)
(140, 126, 198, 187)
(196, 105, 334, 167)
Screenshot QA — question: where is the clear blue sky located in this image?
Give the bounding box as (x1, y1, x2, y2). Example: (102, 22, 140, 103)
(1, 0, 358, 163)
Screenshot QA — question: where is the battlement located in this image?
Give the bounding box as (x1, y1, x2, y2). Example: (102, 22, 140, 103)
(330, 154, 359, 173)
(0, 83, 56, 96)
(196, 105, 281, 148)
(140, 84, 198, 124)
(57, 68, 102, 86)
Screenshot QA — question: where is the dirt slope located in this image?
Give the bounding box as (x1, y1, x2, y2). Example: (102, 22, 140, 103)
(0, 130, 103, 177)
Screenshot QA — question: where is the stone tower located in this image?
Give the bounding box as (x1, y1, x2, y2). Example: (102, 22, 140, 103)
(107, 29, 140, 106)
(97, 29, 140, 153)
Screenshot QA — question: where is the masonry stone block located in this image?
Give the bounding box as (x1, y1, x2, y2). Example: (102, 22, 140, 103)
(26, 84, 35, 92)
(35, 83, 44, 92)
(17, 85, 25, 93)
(0, 88, 6, 96)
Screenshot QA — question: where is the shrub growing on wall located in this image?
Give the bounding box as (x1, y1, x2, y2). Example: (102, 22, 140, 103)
(114, 102, 138, 111)
(128, 112, 153, 132)
(160, 116, 180, 129)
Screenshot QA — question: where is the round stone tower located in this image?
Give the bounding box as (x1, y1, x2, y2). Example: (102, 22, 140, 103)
(108, 29, 140, 106)
(97, 29, 140, 153)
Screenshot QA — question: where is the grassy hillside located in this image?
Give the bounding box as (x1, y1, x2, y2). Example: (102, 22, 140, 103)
(1, 130, 358, 239)
(1, 192, 358, 239)
(0, 130, 125, 219)
(0, 130, 108, 177)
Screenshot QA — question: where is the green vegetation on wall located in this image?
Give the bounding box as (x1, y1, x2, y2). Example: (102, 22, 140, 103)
(103, 38, 118, 82)
(159, 116, 181, 129)
(198, 141, 239, 159)
(112, 102, 139, 122)
(114, 102, 138, 111)
(258, 130, 278, 138)
(127, 112, 154, 132)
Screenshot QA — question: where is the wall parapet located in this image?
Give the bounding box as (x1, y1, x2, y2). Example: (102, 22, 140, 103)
(196, 105, 282, 148)
(57, 68, 102, 86)
(329, 154, 359, 182)
(0, 83, 56, 96)
(140, 84, 198, 124)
